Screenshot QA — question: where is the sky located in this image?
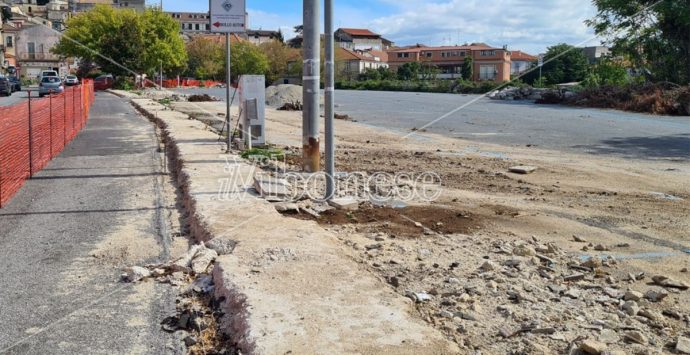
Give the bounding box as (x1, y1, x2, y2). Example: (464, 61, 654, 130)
(157, 0, 603, 54)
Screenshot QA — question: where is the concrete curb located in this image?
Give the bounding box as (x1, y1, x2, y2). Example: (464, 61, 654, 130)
(124, 94, 459, 355)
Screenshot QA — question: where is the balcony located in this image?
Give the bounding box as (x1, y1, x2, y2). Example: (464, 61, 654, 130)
(18, 52, 62, 61)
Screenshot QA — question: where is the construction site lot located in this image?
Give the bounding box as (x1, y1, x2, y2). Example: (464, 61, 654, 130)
(156, 92, 689, 354)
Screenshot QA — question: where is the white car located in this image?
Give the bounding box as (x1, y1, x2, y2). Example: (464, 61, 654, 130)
(38, 70, 59, 82)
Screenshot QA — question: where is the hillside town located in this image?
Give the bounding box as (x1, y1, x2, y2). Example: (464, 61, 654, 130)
(0, 1, 689, 355)
(0, 0, 618, 85)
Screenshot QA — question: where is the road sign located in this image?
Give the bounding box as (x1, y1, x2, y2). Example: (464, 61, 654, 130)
(538, 54, 545, 67)
(209, 0, 246, 33)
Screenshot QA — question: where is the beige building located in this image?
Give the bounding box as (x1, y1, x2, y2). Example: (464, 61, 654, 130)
(15, 23, 67, 78)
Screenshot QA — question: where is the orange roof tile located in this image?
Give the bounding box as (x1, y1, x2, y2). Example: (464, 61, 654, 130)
(339, 28, 380, 37)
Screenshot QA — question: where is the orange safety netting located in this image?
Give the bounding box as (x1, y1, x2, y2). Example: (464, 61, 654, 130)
(0, 80, 95, 207)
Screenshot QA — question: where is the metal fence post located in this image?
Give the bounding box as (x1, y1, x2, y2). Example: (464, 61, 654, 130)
(63, 90, 67, 147)
(49, 90, 53, 157)
(72, 86, 76, 137)
(28, 91, 33, 177)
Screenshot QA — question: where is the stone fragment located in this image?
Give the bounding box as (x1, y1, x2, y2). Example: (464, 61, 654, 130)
(652, 275, 689, 290)
(405, 291, 431, 303)
(509, 166, 538, 174)
(580, 339, 607, 354)
(564, 273, 585, 282)
(638, 308, 661, 321)
(573, 235, 587, 243)
(622, 301, 640, 316)
(564, 289, 581, 299)
(676, 336, 690, 354)
(624, 290, 643, 302)
(624, 331, 648, 345)
(328, 197, 359, 211)
(184, 335, 198, 347)
(480, 260, 498, 272)
(644, 288, 669, 302)
(581, 257, 602, 269)
(598, 329, 619, 344)
(122, 266, 151, 283)
(593, 244, 609, 251)
(513, 244, 537, 257)
(254, 176, 291, 198)
(273, 202, 299, 212)
(191, 247, 218, 274)
(604, 288, 623, 299)
(205, 238, 236, 256)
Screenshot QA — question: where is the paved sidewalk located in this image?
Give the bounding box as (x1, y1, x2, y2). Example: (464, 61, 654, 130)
(127, 95, 458, 354)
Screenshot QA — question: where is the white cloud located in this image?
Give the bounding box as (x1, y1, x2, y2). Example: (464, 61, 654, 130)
(366, 0, 600, 54)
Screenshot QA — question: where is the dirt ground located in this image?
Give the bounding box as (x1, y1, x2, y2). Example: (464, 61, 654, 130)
(158, 93, 690, 354)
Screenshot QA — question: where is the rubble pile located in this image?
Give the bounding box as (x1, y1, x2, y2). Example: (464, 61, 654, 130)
(122, 243, 232, 353)
(489, 87, 551, 101)
(326, 226, 690, 354)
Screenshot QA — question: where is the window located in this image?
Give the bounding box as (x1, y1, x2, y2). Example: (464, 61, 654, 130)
(423, 52, 432, 58)
(479, 65, 497, 80)
(6, 36, 13, 48)
(480, 50, 496, 56)
(397, 52, 410, 58)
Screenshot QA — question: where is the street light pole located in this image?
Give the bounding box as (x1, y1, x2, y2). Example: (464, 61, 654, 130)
(302, 0, 320, 173)
(324, 0, 335, 199)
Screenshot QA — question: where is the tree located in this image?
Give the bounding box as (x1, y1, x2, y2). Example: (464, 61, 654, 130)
(358, 68, 381, 81)
(259, 41, 299, 83)
(186, 37, 224, 80)
(377, 66, 396, 80)
(461, 57, 474, 80)
(224, 42, 270, 82)
(587, 0, 690, 84)
(397, 62, 422, 81)
(540, 43, 589, 85)
(53, 6, 187, 78)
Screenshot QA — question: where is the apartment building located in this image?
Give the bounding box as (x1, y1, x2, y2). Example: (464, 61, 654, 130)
(68, 0, 145, 13)
(168, 11, 211, 35)
(511, 50, 537, 75)
(336, 47, 388, 80)
(387, 43, 514, 82)
(15, 23, 67, 77)
(335, 28, 393, 51)
(246, 30, 281, 46)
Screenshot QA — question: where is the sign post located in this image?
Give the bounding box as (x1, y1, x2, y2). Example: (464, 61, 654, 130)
(210, 0, 246, 152)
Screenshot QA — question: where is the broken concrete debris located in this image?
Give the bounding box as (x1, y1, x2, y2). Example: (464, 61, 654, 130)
(508, 165, 538, 175)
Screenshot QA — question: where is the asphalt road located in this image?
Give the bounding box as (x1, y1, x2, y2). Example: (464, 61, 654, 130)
(177, 87, 690, 160)
(0, 93, 182, 354)
(0, 90, 29, 107)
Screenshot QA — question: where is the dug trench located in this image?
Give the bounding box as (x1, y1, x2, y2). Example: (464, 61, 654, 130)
(130, 100, 238, 355)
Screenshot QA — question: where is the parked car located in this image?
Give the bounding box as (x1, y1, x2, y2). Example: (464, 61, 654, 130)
(39, 70, 59, 80)
(0, 75, 12, 96)
(94, 75, 114, 91)
(8, 76, 21, 92)
(64, 75, 80, 86)
(38, 76, 64, 97)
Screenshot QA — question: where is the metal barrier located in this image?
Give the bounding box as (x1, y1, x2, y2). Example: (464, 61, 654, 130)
(0, 80, 95, 208)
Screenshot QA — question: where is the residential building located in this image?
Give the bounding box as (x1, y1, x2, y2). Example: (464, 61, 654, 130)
(582, 46, 610, 64)
(387, 43, 513, 82)
(1, 22, 20, 68)
(335, 28, 392, 51)
(15, 23, 67, 78)
(168, 11, 211, 35)
(336, 47, 388, 80)
(112, 0, 145, 11)
(510, 50, 537, 75)
(246, 29, 281, 45)
(67, 0, 144, 13)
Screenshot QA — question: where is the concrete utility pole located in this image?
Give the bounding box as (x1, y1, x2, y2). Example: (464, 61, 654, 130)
(302, 0, 320, 172)
(324, 0, 335, 199)
(226, 33, 232, 152)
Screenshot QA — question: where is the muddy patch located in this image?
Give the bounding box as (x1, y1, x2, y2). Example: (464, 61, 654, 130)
(283, 204, 483, 238)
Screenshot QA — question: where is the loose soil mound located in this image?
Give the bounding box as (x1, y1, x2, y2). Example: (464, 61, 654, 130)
(266, 84, 303, 107)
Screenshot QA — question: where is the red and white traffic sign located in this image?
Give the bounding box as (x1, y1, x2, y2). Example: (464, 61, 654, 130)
(209, 0, 246, 33)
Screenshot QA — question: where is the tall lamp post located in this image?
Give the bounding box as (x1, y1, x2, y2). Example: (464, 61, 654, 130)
(302, 0, 320, 173)
(324, 0, 335, 199)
